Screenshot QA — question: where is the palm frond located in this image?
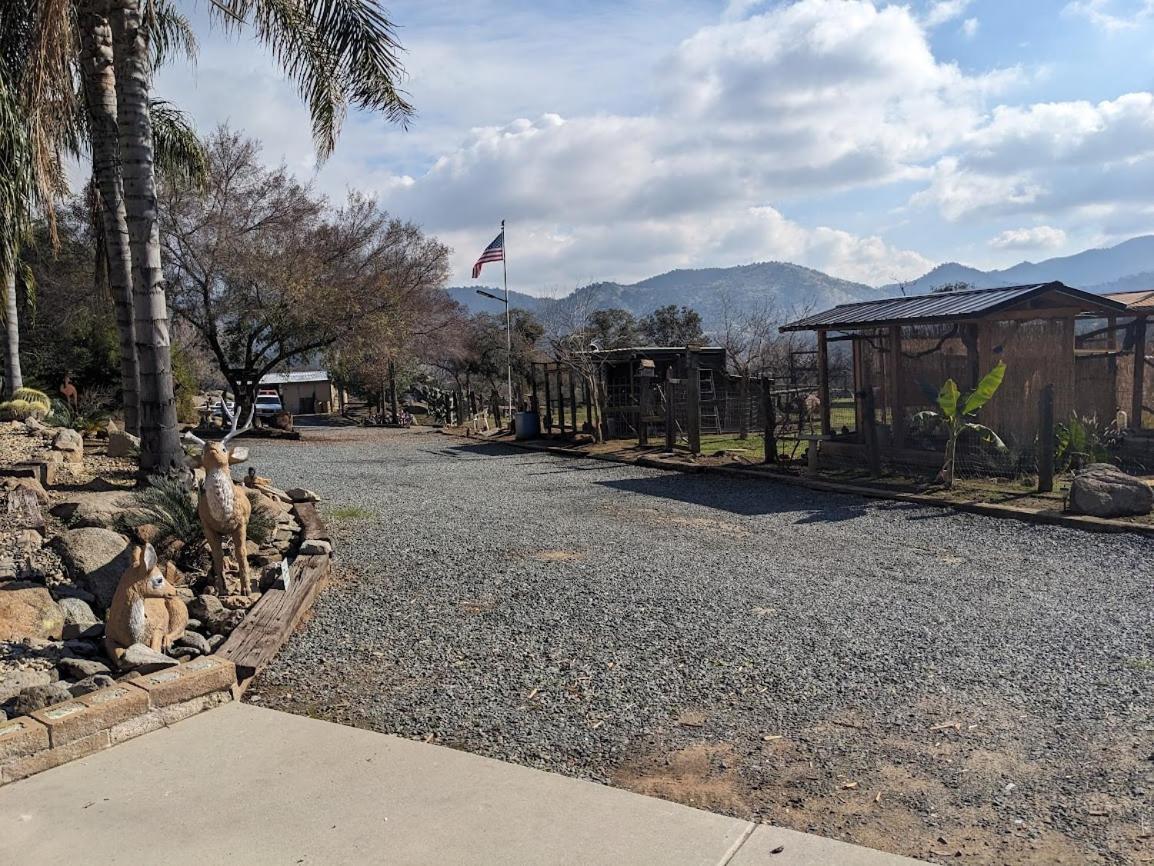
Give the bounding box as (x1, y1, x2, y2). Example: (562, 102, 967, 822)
(209, 0, 414, 160)
(148, 0, 199, 67)
(150, 98, 209, 188)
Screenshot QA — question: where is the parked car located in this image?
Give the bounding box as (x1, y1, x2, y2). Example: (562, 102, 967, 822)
(255, 390, 284, 419)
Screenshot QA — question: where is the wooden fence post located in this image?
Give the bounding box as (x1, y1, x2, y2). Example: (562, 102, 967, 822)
(762, 377, 776, 463)
(638, 379, 650, 446)
(1038, 384, 1055, 493)
(664, 367, 675, 453)
(1133, 316, 1147, 429)
(687, 349, 701, 455)
(543, 366, 553, 433)
(569, 373, 578, 433)
(861, 387, 881, 477)
(556, 365, 566, 434)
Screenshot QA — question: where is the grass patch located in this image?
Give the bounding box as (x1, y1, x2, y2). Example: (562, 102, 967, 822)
(1125, 657, 1154, 672)
(328, 505, 373, 521)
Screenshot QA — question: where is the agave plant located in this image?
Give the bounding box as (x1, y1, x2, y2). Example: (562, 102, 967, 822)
(116, 476, 204, 565)
(913, 362, 1008, 488)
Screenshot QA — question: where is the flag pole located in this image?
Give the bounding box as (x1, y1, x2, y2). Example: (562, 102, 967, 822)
(502, 219, 513, 424)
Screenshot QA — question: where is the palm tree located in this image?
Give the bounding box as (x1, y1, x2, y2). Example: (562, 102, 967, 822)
(103, 0, 414, 472)
(0, 74, 31, 395)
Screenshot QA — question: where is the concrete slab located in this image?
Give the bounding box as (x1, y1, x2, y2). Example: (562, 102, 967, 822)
(730, 825, 928, 866)
(0, 703, 927, 866)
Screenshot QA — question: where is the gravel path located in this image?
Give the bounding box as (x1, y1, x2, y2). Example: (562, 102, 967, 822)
(248, 427, 1153, 865)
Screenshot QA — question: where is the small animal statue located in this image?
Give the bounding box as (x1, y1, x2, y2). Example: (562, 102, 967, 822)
(59, 374, 79, 409)
(105, 543, 189, 661)
(184, 404, 254, 595)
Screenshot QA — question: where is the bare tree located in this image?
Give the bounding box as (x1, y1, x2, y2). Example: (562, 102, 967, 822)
(718, 289, 779, 439)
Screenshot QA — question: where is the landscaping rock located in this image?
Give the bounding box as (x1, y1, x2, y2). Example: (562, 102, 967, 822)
(175, 631, 211, 655)
(206, 634, 225, 651)
(63, 639, 102, 657)
(50, 527, 133, 611)
(10, 682, 72, 715)
(106, 429, 141, 458)
(190, 594, 247, 635)
(52, 428, 84, 463)
(24, 416, 45, 435)
(68, 674, 116, 697)
(299, 539, 332, 555)
(49, 491, 131, 530)
(58, 597, 103, 639)
(120, 643, 179, 673)
(1069, 463, 1154, 518)
(0, 669, 56, 704)
(0, 582, 64, 641)
(3, 475, 48, 504)
(57, 656, 111, 680)
(285, 487, 320, 503)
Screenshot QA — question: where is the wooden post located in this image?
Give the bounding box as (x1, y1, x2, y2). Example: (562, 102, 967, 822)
(543, 365, 553, 433)
(861, 387, 881, 477)
(1133, 316, 1147, 429)
(556, 365, 567, 434)
(584, 376, 593, 433)
(388, 358, 399, 424)
(569, 373, 578, 433)
(761, 376, 776, 463)
(530, 366, 540, 415)
(687, 349, 701, 455)
(664, 366, 675, 453)
(638, 378, 650, 446)
(888, 325, 905, 447)
(963, 323, 980, 390)
(1038, 384, 1055, 493)
(817, 331, 831, 436)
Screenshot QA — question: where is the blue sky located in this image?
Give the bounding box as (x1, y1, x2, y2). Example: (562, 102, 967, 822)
(157, 0, 1154, 291)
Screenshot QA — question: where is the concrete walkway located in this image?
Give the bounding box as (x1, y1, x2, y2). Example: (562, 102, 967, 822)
(0, 703, 926, 865)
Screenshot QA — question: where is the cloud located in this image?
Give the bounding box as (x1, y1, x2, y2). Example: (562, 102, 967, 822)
(989, 226, 1068, 251)
(962, 17, 980, 38)
(924, 0, 972, 27)
(1063, 0, 1154, 31)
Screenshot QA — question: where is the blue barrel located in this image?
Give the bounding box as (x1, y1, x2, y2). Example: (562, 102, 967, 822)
(514, 411, 540, 439)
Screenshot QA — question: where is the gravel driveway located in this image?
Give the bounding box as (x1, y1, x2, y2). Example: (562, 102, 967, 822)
(248, 427, 1153, 865)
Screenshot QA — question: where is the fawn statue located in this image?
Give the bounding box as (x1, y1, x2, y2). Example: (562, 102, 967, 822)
(105, 543, 189, 660)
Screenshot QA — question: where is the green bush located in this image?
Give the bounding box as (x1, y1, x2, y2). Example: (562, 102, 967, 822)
(116, 476, 204, 563)
(0, 399, 47, 421)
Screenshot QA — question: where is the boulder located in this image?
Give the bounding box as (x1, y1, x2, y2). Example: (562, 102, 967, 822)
(190, 594, 246, 636)
(52, 428, 84, 463)
(0, 669, 57, 704)
(24, 416, 45, 435)
(106, 429, 141, 458)
(3, 476, 48, 505)
(57, 656, 111, 680)
(175, 631, 211, 655)
(49, 491, 131, 530)
(9, 682, 72, 716)
(58, 597, 103, 639)
(1069, 463, 1154, 518)
(50, 527, 133, 611)
(120, 643, 179, 674)
(285, 487, 319, 503)
(0, 582, 65, 641)
(299, 539, 332, 555)
(68, 674, 116, 697)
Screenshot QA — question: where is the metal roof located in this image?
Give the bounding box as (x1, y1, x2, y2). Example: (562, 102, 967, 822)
(780, 282, 1128, 332)
(259, 370, 331, 385)
(1105, 289, 1154, 310)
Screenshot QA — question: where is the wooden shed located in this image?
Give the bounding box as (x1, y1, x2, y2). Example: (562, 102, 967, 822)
(780, 282, 1132, 462)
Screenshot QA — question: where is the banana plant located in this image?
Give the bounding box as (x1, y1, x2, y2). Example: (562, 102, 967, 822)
(912, 362, 1007, 488)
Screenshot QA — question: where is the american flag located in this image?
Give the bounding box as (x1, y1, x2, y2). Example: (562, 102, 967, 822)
(471, 229, 505, 278)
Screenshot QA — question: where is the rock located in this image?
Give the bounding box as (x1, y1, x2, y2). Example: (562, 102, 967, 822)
(24, 416, 45, 434)
(52, 428, 84, 463)
(175, 631, 211, 655)
(106, 429, 141, 458)
(63, 638, 101, 656)
(58, 597, 103, 639)
(185, 618, 203, 631)
(1069, 463, 1154, 518)
(51, 583, 98, 605)
(206, 634, 225, 651)
(0, 582, 65, 641)
(299, 539, 332, 555)
(285, 487, 320, 503)
(68, 674, 116, 697)
(0, 709, 5, 722)
(50, 527, 133, 611)
(120, 643, 179, 673)
(57, 656, 111, 679)
(3, 476, 48, 505)
(0, 669, 56, 704)
(49, 491, 131, 530)
(189, 594, 245, 635)
(10, 682, 72, 715)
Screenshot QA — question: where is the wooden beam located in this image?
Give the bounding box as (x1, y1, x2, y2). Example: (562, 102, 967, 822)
(1133, 315, 1148, 428)
(686, 348, 701, 455)
(888, 325, 905, 447)
(816, 331, 831, 436)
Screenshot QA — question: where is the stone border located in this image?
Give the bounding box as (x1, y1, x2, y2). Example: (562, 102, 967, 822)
(452, 433, 1154, 538)
(0, 656, 236, 785)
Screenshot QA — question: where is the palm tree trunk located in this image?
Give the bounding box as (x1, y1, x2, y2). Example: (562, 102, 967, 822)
(78, 0, 139, 435)
(109, 0, 183, 472)
(3, 264, 22, 395)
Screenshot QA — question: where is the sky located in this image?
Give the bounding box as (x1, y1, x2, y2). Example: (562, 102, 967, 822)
(155, 0, 1154, 293)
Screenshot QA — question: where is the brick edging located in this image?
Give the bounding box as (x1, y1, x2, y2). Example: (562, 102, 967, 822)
(0, 657, 237, 786)
(449, 431, 1154, 538)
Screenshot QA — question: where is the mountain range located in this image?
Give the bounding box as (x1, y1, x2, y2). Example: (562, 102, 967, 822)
(447, 235, 1154, 335)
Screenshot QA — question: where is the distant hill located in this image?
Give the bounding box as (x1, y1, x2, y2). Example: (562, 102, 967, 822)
(882, 236, 1154, 295)
(446, 236, 1154, 336)
(446, 262, 879, 335)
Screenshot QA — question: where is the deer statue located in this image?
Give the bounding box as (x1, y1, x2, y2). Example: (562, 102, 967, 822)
(184, 403, 255, 596)
(105, 543, 189, 662)
(59, 373, 79, 409)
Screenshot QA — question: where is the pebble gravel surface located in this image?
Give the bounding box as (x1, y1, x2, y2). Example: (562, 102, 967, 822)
(248, 427, 1154, 865)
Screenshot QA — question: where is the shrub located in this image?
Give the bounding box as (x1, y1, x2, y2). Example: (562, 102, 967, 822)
(246, 492, 276, 546)
(46, 396, 112, 436)
(116, 477, 204, 564)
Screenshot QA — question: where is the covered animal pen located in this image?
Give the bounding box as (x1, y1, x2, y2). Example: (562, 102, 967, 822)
(780, 282, 1135, 476)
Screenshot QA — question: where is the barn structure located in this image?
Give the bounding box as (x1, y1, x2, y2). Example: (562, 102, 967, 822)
(780, 282, 1135, 470)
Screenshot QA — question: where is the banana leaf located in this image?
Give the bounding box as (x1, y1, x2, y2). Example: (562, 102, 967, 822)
(962, 361, 1006, 416)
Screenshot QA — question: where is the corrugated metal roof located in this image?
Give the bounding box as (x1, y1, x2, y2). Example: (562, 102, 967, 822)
(781, 282, 1128, 331)
(259, 370, 331, 385)
(1106, 289, 1154, 310)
